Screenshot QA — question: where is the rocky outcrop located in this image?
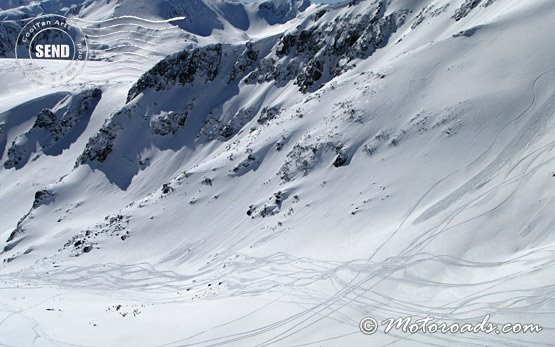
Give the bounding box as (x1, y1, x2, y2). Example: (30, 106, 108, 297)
(77, 110, 127, 165)
(453, 0, 482, 21)
(80, 0, 412, 170)
(247, 191, 290, 218)
(127, 44, 223, 103)
(5, 189, 55, 244)
(278, 141, 343, 181)
(247, 0, 408, 92)
(3, 89, 102, 169)
(32, 189, 55, 209)
(150, 111, 189, 136)
(411, 3, 450, 30)
(227, 42, 259, 83)
(127, 0, 408, 104)
(257, 106, 281, 125)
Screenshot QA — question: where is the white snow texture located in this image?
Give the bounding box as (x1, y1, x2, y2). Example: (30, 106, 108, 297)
(1, 0, 555, 346)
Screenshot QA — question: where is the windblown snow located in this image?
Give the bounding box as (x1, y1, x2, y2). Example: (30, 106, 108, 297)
(1, 0, 555, 346)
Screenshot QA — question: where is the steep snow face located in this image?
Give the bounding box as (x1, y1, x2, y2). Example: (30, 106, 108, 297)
(75, 0, 406, 189)
(2, 0, 555, 346)
(3, 88, 101, 170)
(257, 0, 311, 24)
(252, 0, 406, 91)
(0, 0, 311, 61)
(79, 0, 315, 36)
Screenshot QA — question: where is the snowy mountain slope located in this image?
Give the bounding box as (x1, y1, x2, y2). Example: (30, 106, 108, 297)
(2, 0, 555, 346)
(1, 0, 315, 84)
(0, 0, 316, 47)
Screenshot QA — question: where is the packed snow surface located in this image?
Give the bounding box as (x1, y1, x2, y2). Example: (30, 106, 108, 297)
(1, 0, 555, 346)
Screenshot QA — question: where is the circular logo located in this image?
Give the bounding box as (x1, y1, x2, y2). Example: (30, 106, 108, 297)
(15, 14, 88, 86)
(359, 317, 379, 335)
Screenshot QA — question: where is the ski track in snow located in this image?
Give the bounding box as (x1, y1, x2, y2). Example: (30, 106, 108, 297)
(2, 0, 555, 346)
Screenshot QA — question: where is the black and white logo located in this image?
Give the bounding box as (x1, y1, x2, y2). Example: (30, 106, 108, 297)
(15, 14, 88, 86)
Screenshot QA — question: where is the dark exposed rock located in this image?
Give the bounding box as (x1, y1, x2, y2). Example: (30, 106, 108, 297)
(249, 0, 407, 92)
(78, 1, 410, 173)
(232, 152, 260, 176)
(3, 188, 55, 247)
(201, 177, 213, 186)
(228, 42, 259, 83)
(332, 153, 349, 167)
(34, 109, 57, 129)
(121, 1, 405, 97)
(412, 3, 450, 30)
(33, 189, 55, 209)
(453, 0, 482, 21)
(249, 191, 290, 219)
(77, 110, 127, 166)
(78, 123, 119, 164)
(482, 0, 497, 7)
(4, 191, 48, 242)
(200, 106, 259, 141)
(150, 111, 188, 136)
(314, 9, 327, 22)
(278, 141, 343, 181)
(127, 44, 223, 103)
(161, 183, 174, 195)
(257, 106, 281, 125)
(297, 59, 323, 93)
(274, 191, 283, 207)
(219, 125, 234, 139)
(4, 89, 102, 170)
